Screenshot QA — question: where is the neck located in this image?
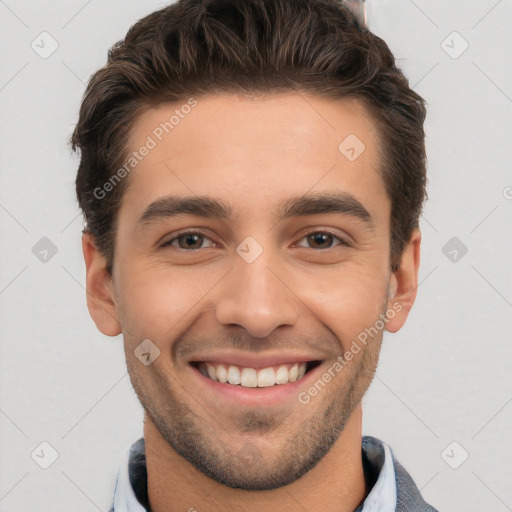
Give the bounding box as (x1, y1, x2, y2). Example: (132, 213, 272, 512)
(145, 405, 367, 512)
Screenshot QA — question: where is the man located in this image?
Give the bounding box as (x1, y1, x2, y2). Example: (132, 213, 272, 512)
(71, 0, 438, 510)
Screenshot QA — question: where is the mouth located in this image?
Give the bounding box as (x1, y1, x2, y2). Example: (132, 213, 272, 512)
(189, 360, 323, 388)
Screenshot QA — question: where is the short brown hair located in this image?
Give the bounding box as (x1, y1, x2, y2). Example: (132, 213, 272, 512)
(71, 0, 427, 275)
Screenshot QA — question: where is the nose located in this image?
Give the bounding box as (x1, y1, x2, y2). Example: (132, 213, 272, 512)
(214, 249, 300, 338)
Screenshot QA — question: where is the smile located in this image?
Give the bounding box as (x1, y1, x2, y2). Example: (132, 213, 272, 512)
(191, 361, 322, 388)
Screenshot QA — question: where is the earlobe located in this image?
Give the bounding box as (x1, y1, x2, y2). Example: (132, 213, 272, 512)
(385, 229, 421, 333)
(81, 232, 122, 337)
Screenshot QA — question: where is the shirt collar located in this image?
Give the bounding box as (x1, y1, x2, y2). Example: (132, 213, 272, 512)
(111, 442, 147, 512)
(358, 438, 397, 512)
(111, 436, 397, 512)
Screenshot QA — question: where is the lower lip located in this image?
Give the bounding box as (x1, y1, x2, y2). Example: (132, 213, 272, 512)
(188, 363, 323, 407)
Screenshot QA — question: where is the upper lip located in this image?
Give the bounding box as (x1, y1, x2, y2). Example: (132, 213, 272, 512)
(188, 351, 323, 369)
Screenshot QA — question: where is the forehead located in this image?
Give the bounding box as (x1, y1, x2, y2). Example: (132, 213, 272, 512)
(119, 92, 388, 226)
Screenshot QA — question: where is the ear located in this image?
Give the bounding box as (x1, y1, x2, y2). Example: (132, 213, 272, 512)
(385, 228, 421, 333)
(81, 232, 122, 337)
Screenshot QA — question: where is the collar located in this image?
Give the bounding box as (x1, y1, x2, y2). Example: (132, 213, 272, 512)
(357, 438, 397, 511)
(110, 436, 436, 512)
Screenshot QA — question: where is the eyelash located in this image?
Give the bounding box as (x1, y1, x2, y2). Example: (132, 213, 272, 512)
(159, 229, 351, 250)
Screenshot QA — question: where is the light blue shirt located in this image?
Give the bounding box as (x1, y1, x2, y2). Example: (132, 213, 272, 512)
(359, 442, 397, 512)
(111, 437, 398, 511)
(112, 445, 144, 512)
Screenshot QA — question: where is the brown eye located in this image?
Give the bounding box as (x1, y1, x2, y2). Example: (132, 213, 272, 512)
(296, 231, 350, 249)
(160, 231, 215, 250)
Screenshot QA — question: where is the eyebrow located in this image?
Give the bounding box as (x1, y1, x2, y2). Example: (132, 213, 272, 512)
(137, 192, 374, 230)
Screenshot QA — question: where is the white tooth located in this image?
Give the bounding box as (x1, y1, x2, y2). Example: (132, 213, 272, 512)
(227, 365, 241, 385)
(206, 363, 217, 381)
(240, 368, 258, 387)
(257, 367, 275, 387)
(216, 364, 228, 383)
(275, 365, 289, 384)
(207, 362, 306, 386)
(288, 363, 299, 382)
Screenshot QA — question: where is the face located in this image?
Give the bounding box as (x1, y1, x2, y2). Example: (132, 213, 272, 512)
(84, 92, 419, 490)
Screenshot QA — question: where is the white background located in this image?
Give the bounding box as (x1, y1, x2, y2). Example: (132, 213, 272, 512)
(0, 0, 511, 510)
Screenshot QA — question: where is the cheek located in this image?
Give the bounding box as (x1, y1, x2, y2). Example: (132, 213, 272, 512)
(116, 264, 222, 342)
(295, 268, 388, 351)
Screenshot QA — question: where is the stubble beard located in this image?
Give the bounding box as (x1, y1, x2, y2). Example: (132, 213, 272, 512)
(127, 323, 384, 491)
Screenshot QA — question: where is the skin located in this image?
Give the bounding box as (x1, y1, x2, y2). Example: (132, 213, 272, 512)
(82, 92, 421, 512)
